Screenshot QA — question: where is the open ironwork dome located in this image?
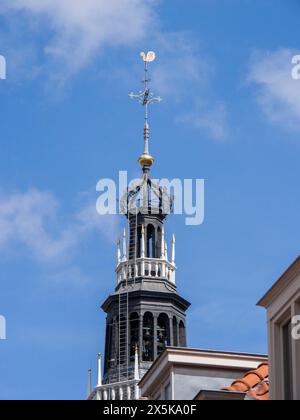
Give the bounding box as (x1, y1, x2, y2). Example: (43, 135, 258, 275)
(120, 174, 174, 218)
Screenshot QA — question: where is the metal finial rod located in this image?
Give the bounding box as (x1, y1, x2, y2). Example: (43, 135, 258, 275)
(129, 51, 162, 167)
(144, 121, 149, 154)
(129, 51, 162, 121)
(143, 59, 150, 124)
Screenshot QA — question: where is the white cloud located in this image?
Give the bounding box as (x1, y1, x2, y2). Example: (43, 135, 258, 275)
(0, 3, 228, 139)
(179, 101, 228, 141)
(151, 32, 212, 98)
(44, 266, 92, 288)
(76, 201, 118, 244)
(0, 188, 119, 263)
(248, 48, 300, 132)
(0, 0, 156, 80)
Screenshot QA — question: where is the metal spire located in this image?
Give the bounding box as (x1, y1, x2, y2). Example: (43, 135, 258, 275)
(87, 368, 92, 398)
(129, 51, 162, 171)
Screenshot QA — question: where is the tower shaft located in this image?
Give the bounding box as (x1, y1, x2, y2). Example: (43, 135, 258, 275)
(90, 52, 190, 401)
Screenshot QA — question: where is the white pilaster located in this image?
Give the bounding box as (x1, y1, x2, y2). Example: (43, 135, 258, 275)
(122, 228, 127, 262)
(134, 346, 140, 399)
(87, 368, 92, 398)
(97, 353, 102, 387)
(161, 227, 166, 277)
(161, 226, 165, 259)
(141, 224, 145, 258)
(171, 234, 176, 265)
(134, 345, 139, 381)
(122, 263, 127, 280)
(127, 385, 132, 400)
(117, 237, 121, 264)
(134, 384, 140, 400)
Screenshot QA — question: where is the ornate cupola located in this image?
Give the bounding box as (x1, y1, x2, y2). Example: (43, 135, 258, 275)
(89, 52, 190, 401)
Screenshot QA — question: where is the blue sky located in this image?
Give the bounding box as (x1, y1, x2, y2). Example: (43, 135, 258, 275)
(0, 0, 300, 400)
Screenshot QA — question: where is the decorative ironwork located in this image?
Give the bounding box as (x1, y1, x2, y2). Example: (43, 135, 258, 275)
(120, 177, 174, 217)
(129, 51, 162, 124)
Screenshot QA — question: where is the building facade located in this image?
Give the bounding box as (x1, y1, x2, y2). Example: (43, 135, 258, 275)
(258, 256, 300, 400)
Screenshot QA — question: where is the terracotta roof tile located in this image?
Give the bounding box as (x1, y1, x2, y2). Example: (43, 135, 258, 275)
(223, 363, 269, 400)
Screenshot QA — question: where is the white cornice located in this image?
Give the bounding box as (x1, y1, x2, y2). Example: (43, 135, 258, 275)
(139, 347, 268, 394)
(257, 256, 300, 308)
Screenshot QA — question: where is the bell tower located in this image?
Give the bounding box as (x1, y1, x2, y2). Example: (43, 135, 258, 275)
(90, 52, 190, 401)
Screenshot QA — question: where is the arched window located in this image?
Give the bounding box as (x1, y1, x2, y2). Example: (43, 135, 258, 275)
(107, 317, 117, 370)
(130, 312, 140, 360)
(143, 312, 154, 362)
(179, 321, 186, 347)
(104, 322, 112, 373)
(147, 224, 156, 258)
(157, 313, 170, 356)
(172, 317, 178, 347)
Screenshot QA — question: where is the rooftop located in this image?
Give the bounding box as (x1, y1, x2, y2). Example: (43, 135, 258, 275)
(139, 347, 268, 399)
(224, 362, 269, 400)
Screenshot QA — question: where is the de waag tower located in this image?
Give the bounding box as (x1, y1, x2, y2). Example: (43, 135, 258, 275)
(88, 52, 190, 401)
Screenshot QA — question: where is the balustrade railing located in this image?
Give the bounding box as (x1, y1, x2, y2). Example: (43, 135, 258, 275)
(116, 258, 176, 285)
(89, 379, 140, 401)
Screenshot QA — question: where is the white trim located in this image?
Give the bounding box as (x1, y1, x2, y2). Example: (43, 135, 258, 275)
(139, 347, 267, 399)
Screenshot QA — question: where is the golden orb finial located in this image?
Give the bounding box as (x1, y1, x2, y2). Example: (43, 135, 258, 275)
(138, 153, 154, 168)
